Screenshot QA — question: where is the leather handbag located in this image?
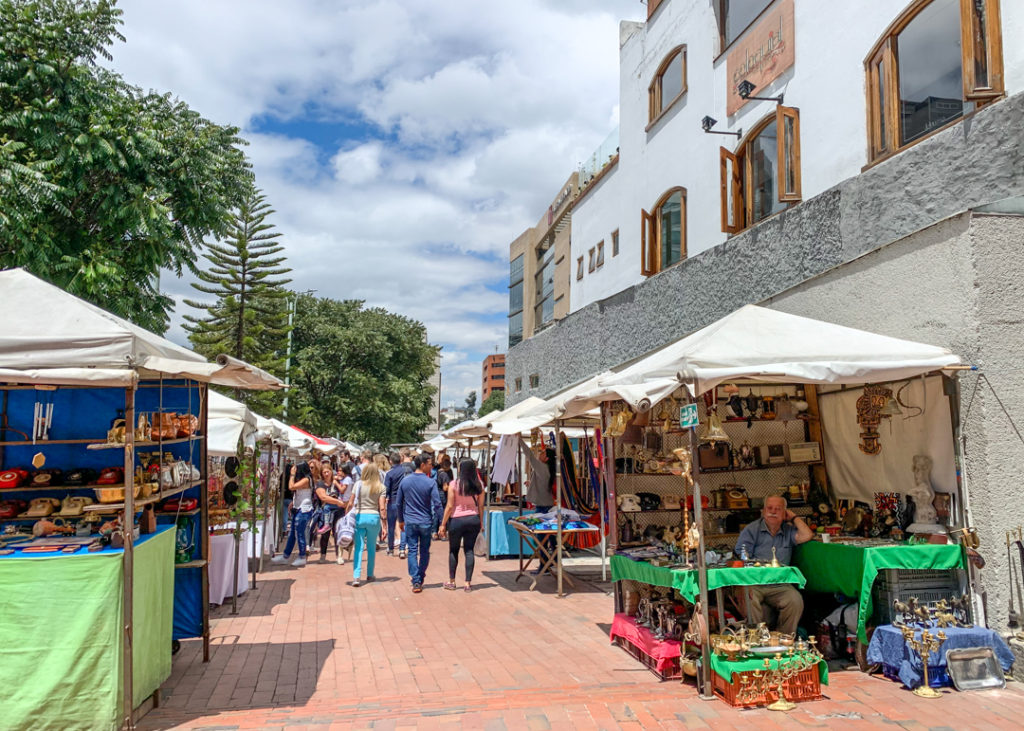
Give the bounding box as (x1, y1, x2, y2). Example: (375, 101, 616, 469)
(0, 468, 29, 489)
(150, 412, 179, 440)
(176, 413, 199, 438)
(697, 442, 731, 470)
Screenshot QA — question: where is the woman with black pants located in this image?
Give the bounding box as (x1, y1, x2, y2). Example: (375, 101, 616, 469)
(438, 458, 485, 592)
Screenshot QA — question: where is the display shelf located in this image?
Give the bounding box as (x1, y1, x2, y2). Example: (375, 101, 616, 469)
(720, 416, 813, 424)
(174, 559, 207, 569)
(0, 438, 107, 446)
(700, 461, 822, 474)
(156, 508, 201, 517)
(81, 481, 201, 513)
(616, 508, 684, 514)
(86, 435, 203, 450)
(0, 484, 101, 493)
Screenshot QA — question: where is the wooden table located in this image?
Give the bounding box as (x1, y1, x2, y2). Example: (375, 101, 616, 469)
(509, 520, 599, 591)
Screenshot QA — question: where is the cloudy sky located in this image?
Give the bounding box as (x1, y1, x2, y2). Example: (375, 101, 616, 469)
(107, 0, 644, 408)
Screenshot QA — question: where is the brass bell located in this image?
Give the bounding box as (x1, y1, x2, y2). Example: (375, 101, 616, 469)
(699, 409, 731, 446)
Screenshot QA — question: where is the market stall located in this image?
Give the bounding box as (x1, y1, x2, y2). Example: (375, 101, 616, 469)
(0, 269, 283, 729)
(549, 305, 983, 706)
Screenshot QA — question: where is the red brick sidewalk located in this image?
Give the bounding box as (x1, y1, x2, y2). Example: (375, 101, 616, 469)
(140, 549, 1024, 730)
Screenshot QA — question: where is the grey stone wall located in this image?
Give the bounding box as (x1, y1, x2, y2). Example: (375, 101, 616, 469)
(506, 91, 1024, 403)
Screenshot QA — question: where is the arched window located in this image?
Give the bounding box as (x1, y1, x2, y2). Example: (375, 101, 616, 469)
(866, 0, 1003, 163)
(641, 187, 686, 276)
(648, 46, 687, 125)
(719, 106, 801, 234)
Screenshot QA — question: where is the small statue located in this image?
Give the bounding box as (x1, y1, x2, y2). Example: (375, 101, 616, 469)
(907, 455, 943, 533)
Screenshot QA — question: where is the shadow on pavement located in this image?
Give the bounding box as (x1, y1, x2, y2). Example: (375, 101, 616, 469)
(209, 577, 295, 619)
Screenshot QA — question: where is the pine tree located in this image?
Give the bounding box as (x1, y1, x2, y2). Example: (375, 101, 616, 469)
(184, 184, 292, 414)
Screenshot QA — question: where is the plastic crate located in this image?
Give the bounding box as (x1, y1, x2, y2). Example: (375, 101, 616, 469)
(871, 569, 965, 626)
(712, 665, 822, 707)
(612, 634, 682, 681)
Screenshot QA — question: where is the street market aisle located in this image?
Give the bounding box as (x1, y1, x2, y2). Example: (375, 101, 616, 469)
(140, 553, 1024, 730)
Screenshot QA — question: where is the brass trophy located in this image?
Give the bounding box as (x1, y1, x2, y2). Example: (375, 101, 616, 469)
(737, 638, 822, 712)
(900, 627, 947, 698)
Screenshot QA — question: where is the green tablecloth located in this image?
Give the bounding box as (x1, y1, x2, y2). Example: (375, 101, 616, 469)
(711, 651, 829, 684)
(610, 554, 806, 603)
(793, 541, 966, 644)
(0, 527, 175, 730)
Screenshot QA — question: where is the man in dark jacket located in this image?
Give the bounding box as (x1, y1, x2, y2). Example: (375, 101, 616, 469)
(395, 452, 443, 592)
(383, 452, 408, 557)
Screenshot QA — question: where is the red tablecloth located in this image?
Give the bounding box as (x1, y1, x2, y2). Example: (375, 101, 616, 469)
(609, 613, 682, 673)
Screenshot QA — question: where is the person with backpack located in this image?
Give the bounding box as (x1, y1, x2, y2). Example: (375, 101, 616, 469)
(335, 463, 355, 564)
(349, 463, 387, 587)
(439, 458, 485, 592)
(314, 461, 348, 563)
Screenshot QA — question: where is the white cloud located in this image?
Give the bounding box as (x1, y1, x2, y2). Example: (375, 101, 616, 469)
(108, 0, 644, 408)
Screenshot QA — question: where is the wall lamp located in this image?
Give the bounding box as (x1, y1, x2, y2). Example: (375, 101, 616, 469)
(737, 79, 784, 104)
(701, 116, 741, 138)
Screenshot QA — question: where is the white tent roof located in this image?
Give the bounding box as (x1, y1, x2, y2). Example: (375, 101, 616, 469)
(420, 433, 456, 452)
(488, 385, 604, 435)
(560, 305, 961, 417)
(207, 391, 258, 457)
(0, 269, 283, 390)
(254, 415, 288, 445)
(269, 418, 317, 455)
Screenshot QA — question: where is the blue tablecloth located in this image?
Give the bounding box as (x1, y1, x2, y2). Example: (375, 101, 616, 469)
(866, 623, 1014, 689)
(487, 507, 533, 557)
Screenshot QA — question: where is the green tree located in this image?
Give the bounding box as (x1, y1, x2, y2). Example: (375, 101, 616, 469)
(478, 390, 504, 417)
(183, 184, 291, 415)
(0, 0, 251, 332)
(289, 293, 439, 444)
(465, 390, 477, 415)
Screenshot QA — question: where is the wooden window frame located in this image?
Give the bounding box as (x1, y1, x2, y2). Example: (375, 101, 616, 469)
(647, 45, 687, 127)
(714, 0, 775, 56)
(865, 0, 1004, 165)
(587, 247, 596, 273)
(596, 240, 605, 268)
(641, 187, 687, 277)
(611, 229, 619, 257)
(719, 106, 800, 234)
(576, 256, 584, 281)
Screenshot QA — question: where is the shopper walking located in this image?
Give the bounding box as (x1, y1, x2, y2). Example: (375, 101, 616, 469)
(336, 463, 355, 565)
(314, 462, 348, 563)
(384, 452, 407, 558)
(272, 460, 315, 567)
(396, 453, 442, 593)
(439, 458, 485, 592)
(350, 463, 387, 587)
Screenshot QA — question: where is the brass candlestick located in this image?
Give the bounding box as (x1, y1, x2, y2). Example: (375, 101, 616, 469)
(901, 627, 947, 698)
(737, 645, 823, 711)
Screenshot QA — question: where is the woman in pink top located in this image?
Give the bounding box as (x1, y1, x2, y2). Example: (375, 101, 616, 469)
(438, 458, 485, 591)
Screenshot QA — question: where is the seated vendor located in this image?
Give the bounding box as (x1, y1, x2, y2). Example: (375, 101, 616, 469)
(734, 496, 814, 635)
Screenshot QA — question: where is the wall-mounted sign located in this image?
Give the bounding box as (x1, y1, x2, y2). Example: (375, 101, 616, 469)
(679, 403, 699, 430)
(726, 0, 795, 116)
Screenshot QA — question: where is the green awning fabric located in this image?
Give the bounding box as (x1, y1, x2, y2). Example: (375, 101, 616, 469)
(610, 554, 805, 603)
(794, 541, 966, 643)
(710, 650, 829, 684)
(0, 527, 174, 730)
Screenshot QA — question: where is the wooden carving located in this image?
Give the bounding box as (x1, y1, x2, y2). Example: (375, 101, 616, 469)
(856, 385, 892, 455)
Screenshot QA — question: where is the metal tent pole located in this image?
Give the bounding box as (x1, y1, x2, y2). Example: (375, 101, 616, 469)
(251, 446, 259, 592)
(199, 384, 211, 662)
(555, 420, 564, 598)
(685, 389, 714, 700)
(121, 384, 136, 729)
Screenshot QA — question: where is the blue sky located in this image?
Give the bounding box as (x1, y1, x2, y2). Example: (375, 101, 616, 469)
(108, 0, 644, 408)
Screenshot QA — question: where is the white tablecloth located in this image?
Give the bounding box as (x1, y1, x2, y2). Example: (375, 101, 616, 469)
(209, 531, 250, 606)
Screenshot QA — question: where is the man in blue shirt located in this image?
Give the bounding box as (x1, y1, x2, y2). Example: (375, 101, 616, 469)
(396, 452, 443, 592)
(383, 452, 408, 558)
(734, 496, 814, 635)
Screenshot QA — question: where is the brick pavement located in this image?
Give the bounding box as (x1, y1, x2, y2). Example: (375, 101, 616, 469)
(140, 548, 1024, 730)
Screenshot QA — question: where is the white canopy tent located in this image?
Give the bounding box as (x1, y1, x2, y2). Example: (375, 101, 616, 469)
(559, 305, 961, 418)
(207, 391, 258, 457)
(269, 418, 317, 455)
(0, 269, 284, 390)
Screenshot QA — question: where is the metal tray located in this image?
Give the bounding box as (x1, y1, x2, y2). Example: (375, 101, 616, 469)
(750, 645, 790, 656)
(945, 647, 1005, 691)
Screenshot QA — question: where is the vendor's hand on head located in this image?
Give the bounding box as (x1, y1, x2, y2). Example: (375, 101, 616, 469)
(785, 509, 796, 522)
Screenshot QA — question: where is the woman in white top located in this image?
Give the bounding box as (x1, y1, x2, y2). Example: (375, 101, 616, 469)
(350, 463, 387, 587)
(272, 459, 315, 567)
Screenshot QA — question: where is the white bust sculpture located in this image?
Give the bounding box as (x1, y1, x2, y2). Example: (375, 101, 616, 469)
(907, 454, 943, 533)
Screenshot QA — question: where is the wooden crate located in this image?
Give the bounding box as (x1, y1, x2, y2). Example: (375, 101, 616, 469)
(612, 635, 682, 681)
(712, 664, 822, 707)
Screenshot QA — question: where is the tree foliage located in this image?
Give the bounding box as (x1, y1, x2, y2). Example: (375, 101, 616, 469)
(478, 390, 504, 417)
(0, 0, 251, 332)
(183, 184, 291, 415)
(465, 390, 477, 414)
(289, 293, 439, 444)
